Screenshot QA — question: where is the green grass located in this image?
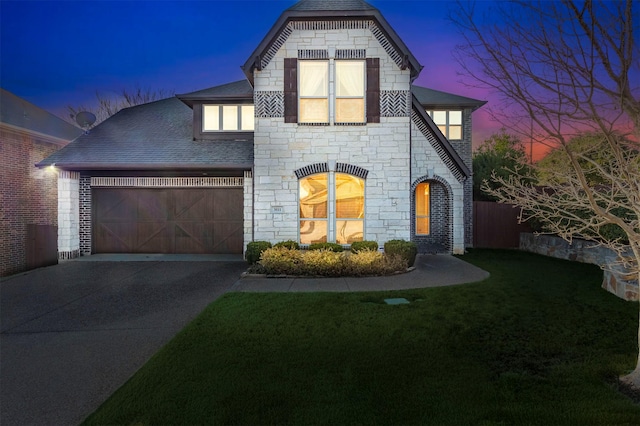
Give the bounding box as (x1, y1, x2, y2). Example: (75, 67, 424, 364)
(84, 250, 640, 425)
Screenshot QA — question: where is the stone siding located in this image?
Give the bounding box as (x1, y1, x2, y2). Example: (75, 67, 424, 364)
(520, 233, 638, 301)
(57, 171, 80, 259)
(0, 127, 61, 276)
(252, 21, 415, 246)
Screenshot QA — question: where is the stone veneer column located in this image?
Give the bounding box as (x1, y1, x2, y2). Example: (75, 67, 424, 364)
(243, 170, 254, 255)
(58, 170, 80, 259)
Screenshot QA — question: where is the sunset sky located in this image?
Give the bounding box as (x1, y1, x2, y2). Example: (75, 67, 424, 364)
(0, 0, 548, 158)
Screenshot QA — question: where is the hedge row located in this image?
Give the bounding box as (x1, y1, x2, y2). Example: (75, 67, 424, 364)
(245, 239, 418, 276)
(259, 247, 407, 277)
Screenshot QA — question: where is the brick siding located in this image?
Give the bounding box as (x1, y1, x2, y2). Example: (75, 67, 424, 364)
(79, 175, 92, 254)
(411, 176, 453, 253)
(0, 128, 61, 276)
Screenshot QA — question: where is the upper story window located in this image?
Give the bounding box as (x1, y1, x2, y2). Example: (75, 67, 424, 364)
(203, 105, 255, 132)
(298, 60, 365, 124)
(335, 61, 365, 123)
(426, 110, 462, 140)
(299, 61, 329, 123)
(285, 58, 379, 125)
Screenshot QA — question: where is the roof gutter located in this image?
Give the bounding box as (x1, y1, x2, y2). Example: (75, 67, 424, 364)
(35, 162, 254, 171)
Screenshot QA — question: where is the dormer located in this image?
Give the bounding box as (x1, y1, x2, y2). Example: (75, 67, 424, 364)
(177, 80, 254, 141)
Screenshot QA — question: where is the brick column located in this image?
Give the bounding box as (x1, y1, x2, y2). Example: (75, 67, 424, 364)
(243, 170, 253, 255)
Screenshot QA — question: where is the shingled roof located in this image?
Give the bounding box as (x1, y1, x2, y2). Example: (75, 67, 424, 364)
(177, 80, 253, 107)
(37, 96, 253, 171)
(1, 88, 82, 144)
(412, 86, 486, 110)
(286, 0, 377, 12)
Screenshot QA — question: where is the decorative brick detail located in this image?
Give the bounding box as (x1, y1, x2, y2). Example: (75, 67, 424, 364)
(255, 91, 285, 118)
(335, 49, 366, 59)
(261, 22, 293, 70)
(370, 21, 404, 69)
(294, 163, 329, 179)
(0, 127, 61, 276)
(411, 175, 454, 253)
(292, 20, 370, 31)
(259, 20, 406, 72)
(381, 90, 411, 117)
(412, 110, 465, 182)
(336, 163, 368, 179)
(79, 175, 92, 255)
(298, 49, 328, 59)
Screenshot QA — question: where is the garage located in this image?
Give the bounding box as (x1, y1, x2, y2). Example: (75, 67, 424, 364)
(93, 187, 243, 254)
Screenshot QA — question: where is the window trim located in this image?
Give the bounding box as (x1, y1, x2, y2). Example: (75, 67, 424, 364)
(426, 110, 463, 140)
(298, 60, 330, 124)
(334, 60, 366, 124)
(202, 104, 255, 132)
(192, 100, 254, 141)
(284, 57, 380, 125)
(298, 171, 365, 245)
(415, 182, 430, 236)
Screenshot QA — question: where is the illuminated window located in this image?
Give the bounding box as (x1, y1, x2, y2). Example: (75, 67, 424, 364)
(335, 61, 365, 123)
(299, 61, 329, 123)
(426, 110, 462, 140)
(416, 182, 430, 235)
(299, 173, 364, 244)
(203, 105, 254, 131)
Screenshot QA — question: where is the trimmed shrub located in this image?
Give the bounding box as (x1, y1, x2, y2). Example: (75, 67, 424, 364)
(308, 242, 344, 252)
(274, 240, 300, 250)
(343, 250, 405, 276)
(350, 240, 379, 253)
(384, 239, 418, 267)
(245, 241, 272, 264)
(301, 250, 347, 276)
(259, 247, 303, 275)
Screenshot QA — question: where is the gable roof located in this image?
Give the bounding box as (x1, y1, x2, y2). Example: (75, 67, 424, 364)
(1, 88, 82, 144)
(177, 80, 253, 107)
(412, 86, 486, 110)
(242, 0, 422, 84)
(37, 97, 253, 171)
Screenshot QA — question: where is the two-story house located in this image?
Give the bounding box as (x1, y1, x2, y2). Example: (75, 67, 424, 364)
(38, 0, 485, 259)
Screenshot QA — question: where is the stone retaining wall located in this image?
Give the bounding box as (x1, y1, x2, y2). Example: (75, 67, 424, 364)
(519, 233, 638, 301)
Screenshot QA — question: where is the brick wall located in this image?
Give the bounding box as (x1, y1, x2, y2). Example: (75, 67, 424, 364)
(79, 175, 92, 254)
(0, 127, 61, 276)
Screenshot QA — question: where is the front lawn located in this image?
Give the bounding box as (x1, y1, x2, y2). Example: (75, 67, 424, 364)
(84, 250, 639, 425)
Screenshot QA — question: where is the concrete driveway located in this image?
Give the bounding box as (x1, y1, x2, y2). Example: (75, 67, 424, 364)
(0, 258, 246, 426)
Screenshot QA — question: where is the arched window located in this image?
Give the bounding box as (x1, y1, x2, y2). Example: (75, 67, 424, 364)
(299, 173, 364, 244)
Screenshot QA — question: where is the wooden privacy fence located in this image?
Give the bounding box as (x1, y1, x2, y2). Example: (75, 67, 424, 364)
(26, 224, 58, 270)
(473, 201, 533, 248)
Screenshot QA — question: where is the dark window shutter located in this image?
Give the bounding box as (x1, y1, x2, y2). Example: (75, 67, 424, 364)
(284, 58, 298, 123)
(366, 58, 380, 123)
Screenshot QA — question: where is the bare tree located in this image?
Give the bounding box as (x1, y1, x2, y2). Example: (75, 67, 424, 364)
(453, 0, 640, 388)
(67, 86, 174, 126)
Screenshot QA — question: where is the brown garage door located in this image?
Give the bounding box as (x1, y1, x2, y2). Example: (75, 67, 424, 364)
(93, 188, 243, 254)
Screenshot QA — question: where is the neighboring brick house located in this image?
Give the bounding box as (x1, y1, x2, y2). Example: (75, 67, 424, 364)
(1, 88, 82, 276)
(38, 0, 484, 257)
